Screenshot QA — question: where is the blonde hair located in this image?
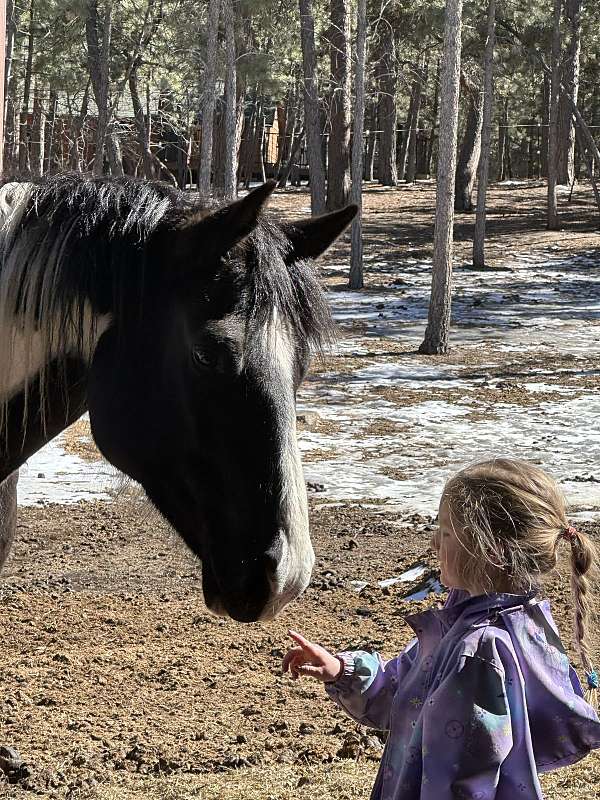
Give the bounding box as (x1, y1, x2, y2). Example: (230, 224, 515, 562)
(443, 458, 598, 676)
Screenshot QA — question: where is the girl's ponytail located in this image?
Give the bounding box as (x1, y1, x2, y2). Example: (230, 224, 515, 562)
(565, 526, 599, 708)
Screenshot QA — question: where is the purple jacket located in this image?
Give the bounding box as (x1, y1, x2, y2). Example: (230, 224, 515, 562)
(326, 590, 600, 799)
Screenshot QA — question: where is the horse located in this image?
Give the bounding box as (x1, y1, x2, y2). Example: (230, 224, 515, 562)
(0, 174, 356, 623)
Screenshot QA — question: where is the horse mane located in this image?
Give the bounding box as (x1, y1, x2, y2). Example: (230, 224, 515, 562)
(0, 173, 333, 436)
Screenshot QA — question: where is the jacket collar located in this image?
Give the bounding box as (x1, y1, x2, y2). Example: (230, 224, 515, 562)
(404, 589, 537, 640)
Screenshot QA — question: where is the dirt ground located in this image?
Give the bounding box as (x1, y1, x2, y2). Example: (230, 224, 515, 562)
(1, 181, 600, 799)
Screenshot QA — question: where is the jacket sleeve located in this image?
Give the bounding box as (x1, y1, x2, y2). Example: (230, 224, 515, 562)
(420, 637, 543, 800)
(324, 640, 418, 730)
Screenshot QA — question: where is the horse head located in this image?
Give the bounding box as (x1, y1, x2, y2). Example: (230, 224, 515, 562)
(87, 182, 356, 621)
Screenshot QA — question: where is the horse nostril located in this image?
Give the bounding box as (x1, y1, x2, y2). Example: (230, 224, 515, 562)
(264, 531, 286, 576)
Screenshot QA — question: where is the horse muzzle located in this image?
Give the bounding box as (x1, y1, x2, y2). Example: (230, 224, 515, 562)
(202, 530, 314, 623)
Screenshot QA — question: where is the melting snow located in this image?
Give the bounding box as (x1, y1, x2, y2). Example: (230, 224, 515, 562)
(299, 251, 600, 519)
(17, 434, 114, 506)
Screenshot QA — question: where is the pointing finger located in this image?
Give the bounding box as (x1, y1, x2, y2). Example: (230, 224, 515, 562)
(288, 630, 318, 653)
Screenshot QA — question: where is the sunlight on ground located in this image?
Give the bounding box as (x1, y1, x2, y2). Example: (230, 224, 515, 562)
(91, 755, 600, 800)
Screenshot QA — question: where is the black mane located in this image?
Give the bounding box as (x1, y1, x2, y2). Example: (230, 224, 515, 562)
(1, 173, 333, 348)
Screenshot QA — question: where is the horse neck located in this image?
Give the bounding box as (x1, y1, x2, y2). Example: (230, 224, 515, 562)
(0, 357, 89, 482)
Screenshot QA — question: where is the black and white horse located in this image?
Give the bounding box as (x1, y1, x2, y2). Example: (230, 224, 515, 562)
(0, 174, 355, 622)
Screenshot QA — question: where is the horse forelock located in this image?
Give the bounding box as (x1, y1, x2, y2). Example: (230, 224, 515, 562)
(243, 218, 335, 355)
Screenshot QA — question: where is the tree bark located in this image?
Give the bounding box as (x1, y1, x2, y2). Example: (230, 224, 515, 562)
(240, 93, 257, 188)
(69, 82, 90, 172)
(375, 22, 397, 186)
(298, 0, 326, 214)
(2, 0, 16, 173)
(364, 98, 377, 180)
(406, 58, 425, 183)
(275, 81, 298, 182)
(472, 0, 495, 268)
(199, 0, 220, 200)
(575, 122, 600, 217)
(18, 0, 35, 176)
(30, 82, 44, 177)
(547, 0, 561, 230)
(277, 127, 305, 187)
(86, 0, 112, 177)
(454, 78, 483, 211)
(128, 67, 175, 185)
(426, 60, 441, 176)
(106, 127, 124, 176)
(222, 0, 237, 199)
(349, 0, 366, 290)
(44, 88, 58, 174)
(540, 74, 550, 177)
(556, 0, 582, 185)
(326, 0, 352, 209)
(419, 0, 463, 355)
(129, 66, 154, 179)
(398, 68, 423, 182)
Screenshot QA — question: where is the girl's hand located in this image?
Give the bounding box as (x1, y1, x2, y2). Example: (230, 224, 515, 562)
(282, 630, 344, 683)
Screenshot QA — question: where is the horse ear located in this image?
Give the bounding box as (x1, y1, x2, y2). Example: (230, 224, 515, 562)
(177, 180, 278, 263)
(284, 204, 358, 262)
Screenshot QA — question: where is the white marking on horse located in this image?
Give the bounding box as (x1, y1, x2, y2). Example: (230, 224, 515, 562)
(260, 308, 314, 620)
(0, 181, 111, 404)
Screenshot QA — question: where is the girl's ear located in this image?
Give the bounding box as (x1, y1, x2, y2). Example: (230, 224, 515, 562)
(284, 205, 358, 263)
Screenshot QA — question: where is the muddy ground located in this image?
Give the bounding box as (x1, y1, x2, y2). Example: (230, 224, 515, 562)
(2, 181, 600, 799)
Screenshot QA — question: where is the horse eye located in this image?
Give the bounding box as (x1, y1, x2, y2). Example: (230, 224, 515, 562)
(192, 348, 217, 370)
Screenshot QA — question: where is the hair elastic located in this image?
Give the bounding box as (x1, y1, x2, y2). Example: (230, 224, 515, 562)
(586, 670, 599, 711)
(561, 525, 578, 542)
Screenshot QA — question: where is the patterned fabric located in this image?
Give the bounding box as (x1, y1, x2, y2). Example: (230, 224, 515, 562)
(326, 590, 600, 800)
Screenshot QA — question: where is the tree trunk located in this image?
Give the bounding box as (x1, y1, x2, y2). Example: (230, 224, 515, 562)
(556, 0, 582, 185)
(472, 0, 495, 268)
(419, 0, 463, 355)
(454, 79, 483, 211)
(497, 105, 505, 181)
(277, 127, 305, 187)
(426, 59, 441, 176)
(547, 0, 561, 230)
(241, 93, 257, 187)
(129, 66, 154, 178)
(18, 0, 35, 176)
(349, 0, 366, 290)
(375, 22, 397, 186)
(44, 88, 58, 174)
(254, 100, 266, 183)
(540, 74, 550, 177)
(299, 0, 326, 214)
(222, 0, 237, 199)
(106, 127, 124, 176)
(275, 82, 297, 182)
(364, 98, 377, 180)
(527, 118, 536, 178)
(396, 98, 411, 182)
(199, 0, 220, 200)
(86, 0, 112, 177)
(575, 122, 600, 217)
(30, 82, 44, 177)
(3, 0, 16, 172)
(69, 82, 90, 172)
(4, 73, 17, 173)
(406, 58, 425, 183)
(326, 0, 352, 209)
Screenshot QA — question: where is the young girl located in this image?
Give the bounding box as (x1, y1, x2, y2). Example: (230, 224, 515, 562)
(283, 458, 600, 799)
